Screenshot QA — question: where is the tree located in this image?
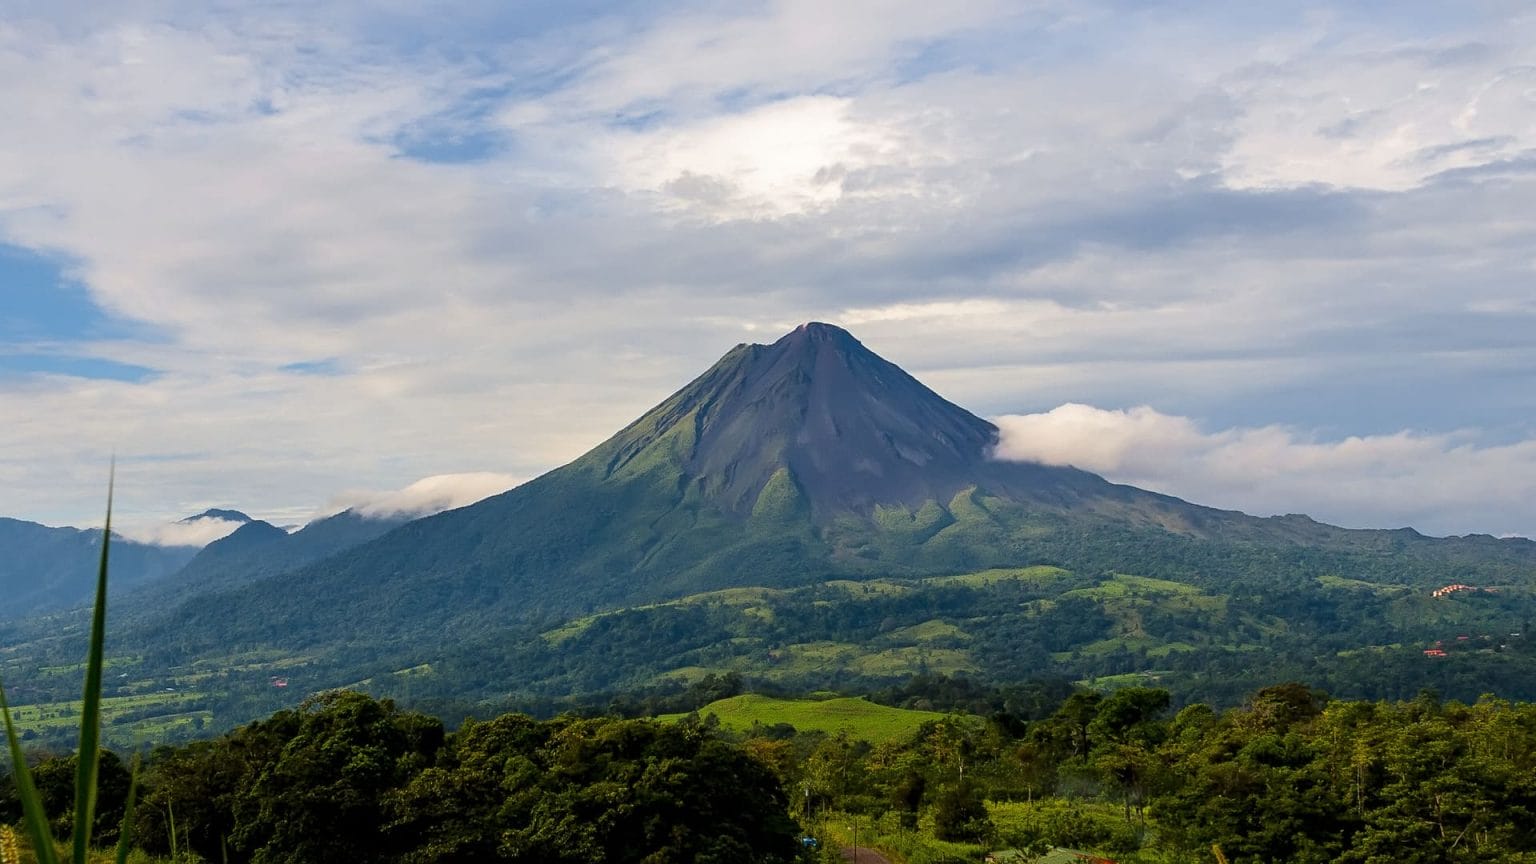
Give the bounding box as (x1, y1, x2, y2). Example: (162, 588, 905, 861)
(28, 751, 133, 845)
(228, 691, 444, 864)
(931, 779, 992, 842)
(387, 715, 801, 864)
(1086, 688, 1170, 822)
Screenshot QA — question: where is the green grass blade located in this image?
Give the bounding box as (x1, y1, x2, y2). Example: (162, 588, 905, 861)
(112, 754, 141, 864)
(73, 469, 114, 863)
(0, 679, 60, 864)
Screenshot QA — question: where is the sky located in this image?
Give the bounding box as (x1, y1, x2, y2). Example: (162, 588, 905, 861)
(1, 0, 1534, 542)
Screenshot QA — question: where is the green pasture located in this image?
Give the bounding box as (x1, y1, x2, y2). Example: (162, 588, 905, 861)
(7, 690, 205, 733)
(1318, 573, 1406, 594)
(662, 693, 954, 743)
(35, 655, 141, 678)
(881, 620, 971, 644)
(922, 565, 1070, 588)
(1078, 671, 1175, 690)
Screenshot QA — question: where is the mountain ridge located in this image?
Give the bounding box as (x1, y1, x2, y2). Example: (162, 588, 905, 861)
(0, 517, 198, 620)
(116, 508, 413, 614)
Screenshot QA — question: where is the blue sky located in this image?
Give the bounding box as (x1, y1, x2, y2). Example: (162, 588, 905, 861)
(1, 0, 1534, 541)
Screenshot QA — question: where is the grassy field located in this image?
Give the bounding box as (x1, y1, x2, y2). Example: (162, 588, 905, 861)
(6, 689, 213, 746)
(0, 644, 324, 746)
(880, 620, 971, 644)
(820, 579, 914, 599)
(35, 655, 141, 677)
(922, 565, 1070, 588)
(1078, 670, 1177, 689)
(8, 691, 202, 728)
(661, 694, 956, 743)
(1317, 573, 1408, 594)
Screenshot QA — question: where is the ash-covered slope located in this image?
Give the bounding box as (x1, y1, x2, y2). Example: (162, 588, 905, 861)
(608, 322, 1001, 514)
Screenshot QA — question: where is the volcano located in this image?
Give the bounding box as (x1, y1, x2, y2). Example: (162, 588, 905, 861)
(138, 323, 1536, 661)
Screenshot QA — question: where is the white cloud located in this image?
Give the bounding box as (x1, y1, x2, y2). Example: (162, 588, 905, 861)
(1220, 33, 1536, 190)
(605, 95, 908, 219)
(114, 514, 245, 547)
(839, 299, 1014, 325)
(325, 472, 522, 519)
(994, 404, 1536, 538)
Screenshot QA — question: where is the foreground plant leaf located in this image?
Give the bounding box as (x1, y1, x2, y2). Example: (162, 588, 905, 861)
(72, 472, 113, 862)
(113, 755, 140, 864)
(1, 677, 59, 864)
(0, 469, 114, 864)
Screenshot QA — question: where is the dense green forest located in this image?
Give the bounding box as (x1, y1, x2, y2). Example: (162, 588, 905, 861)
(7, 679, 1536, 863)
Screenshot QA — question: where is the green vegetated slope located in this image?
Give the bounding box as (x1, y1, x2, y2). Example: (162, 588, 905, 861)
(9, 523, 1536, 741)
(344, 562, 1536, 712)
(118, 509, 409, 615)
(0, 642, 323, 750)
(660, 694, 953, 743)
(102, 473, 1536, 713)
(0, 517, 198, 619)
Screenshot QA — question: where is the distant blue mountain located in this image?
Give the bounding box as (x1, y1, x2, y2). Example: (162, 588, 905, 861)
(179, 508, 254, 524)
(0, 517, 198, 620)
(122, 508, 412, 605)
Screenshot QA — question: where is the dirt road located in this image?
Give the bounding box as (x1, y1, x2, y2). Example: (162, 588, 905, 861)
(839, 846, 894, 864)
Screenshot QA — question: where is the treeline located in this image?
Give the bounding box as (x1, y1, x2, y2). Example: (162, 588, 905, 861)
(8, 679, 1536, 863)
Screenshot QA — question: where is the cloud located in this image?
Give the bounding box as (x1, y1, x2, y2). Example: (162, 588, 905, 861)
(115, 514, 245, 548)
(558, 0, 1024, 115)
(1219, 39, 1536, 191)
(326, 472, 522, 519)
(0, 0, 1533, 545)
(993, 404, 1536, 538)
(606, 95, 908, 219)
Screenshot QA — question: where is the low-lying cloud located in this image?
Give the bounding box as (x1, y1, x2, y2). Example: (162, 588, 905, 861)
(326, 472, 522, 520)
(116, 515, 246, 548)
(992, 404, 1536, 539)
